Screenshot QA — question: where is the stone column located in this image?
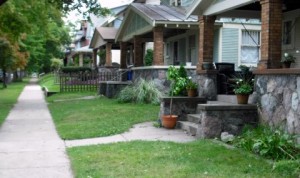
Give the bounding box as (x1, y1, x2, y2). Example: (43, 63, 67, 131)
(197, 15, 216, 73)
(120, 42, 128, 69)
(153, 26, 164, 65)
(134, 36, 143, 67)
(258, 0, 282, 69)
(79, 53, 83, 67)
(105, 43, 112, 66)
(92, 48, 98, 67)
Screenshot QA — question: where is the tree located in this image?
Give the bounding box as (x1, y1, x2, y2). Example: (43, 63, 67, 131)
(0, 37, 15, 88)
(0, 0, 110, 17)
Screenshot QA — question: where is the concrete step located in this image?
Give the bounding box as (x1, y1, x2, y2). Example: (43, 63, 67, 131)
(177, 121, 201, 137)
(217, 94, 237, 104)
(187, 114, 201, 123)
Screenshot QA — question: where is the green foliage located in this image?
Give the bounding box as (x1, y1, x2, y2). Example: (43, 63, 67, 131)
(233, 67, 254, 95)
(167, 65, 188, 96)
(234, 125, 300, 161)
(272, 160, 300, 177)
(51, 58, 63, 71)
(281, 53, 296, 63)
(117, 78, 163, 105)
(144, 49, 153, 66)
(186, 79, 198, 89)
(97, 49, 106, 66)
(61, 67, 92, 73)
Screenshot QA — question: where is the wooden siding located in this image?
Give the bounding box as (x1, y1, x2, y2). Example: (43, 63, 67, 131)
(213, 29, 220, 62)
(123, 13, 151, 40)
(221, 28, 239, 68)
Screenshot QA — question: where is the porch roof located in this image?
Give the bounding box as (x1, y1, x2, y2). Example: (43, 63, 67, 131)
(116, 3, 199, 42)
(89, 27, 118, 49)
(74, 46, 93, 53)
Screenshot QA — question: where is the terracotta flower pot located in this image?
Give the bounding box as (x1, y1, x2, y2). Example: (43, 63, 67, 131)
(162, 115, 178, 129)
(236, 94, 249, 104)
(187, 89, 197, 97)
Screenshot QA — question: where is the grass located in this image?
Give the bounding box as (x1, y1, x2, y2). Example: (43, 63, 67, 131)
(47, 95, 160, 140)
(67, 140, 291, 178)
(38, 73, 60, 92)
(0, 79, 28, 126)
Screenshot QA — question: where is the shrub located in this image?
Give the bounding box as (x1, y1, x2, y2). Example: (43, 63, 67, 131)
(234, 125, 300, 160)
(144, 49, 153, 66)
(117, 78, 163, 105)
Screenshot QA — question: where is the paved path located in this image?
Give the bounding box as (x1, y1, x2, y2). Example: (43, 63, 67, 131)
(0, 79, 73, 178)
(66, 122, 196, 147)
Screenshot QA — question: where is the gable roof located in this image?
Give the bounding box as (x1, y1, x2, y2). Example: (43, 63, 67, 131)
(89, 27, 118, 48)
(116, 3, 198, 41)
(186, 0, 256, 17)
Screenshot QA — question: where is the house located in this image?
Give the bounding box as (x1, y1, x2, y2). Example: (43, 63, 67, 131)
(186, 0, 300, 136)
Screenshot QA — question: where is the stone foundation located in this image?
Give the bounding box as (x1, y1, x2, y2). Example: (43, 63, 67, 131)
(254, 69, 300, 135)
(159, 97, 206, 121)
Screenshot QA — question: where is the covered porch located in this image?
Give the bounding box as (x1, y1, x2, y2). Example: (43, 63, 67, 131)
(187, 0, 300, 136)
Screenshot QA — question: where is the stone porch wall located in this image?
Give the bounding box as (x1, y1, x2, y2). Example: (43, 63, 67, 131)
(132, 66, 197, 95)
(254, 69, 300, 135)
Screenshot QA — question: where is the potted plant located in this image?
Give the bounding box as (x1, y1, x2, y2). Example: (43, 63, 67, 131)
(186, 78, 198, 97)
(281, 53, 296, 68)
(233, 78, 254, 104)
(161, 66, 182, 129)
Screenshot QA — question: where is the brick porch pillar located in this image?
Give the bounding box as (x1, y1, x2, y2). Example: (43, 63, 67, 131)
(134, 36, 143, 67)
(92, 48, 98, 67)
(105, 43, 112, 66)
(197, 15, 216, 73)
(258, 0, 282, 69)
(120, 42, 128, 69)
(153, 26, 164, 65)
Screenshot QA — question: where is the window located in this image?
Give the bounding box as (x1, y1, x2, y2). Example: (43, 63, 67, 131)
(283, 20, 292, 45)
(241, 30, 260, 65)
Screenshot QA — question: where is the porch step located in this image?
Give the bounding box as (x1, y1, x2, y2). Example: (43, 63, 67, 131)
(187, 114, 201, 123)
(217, 94, 237, 104)
(177, 121, 201, 137)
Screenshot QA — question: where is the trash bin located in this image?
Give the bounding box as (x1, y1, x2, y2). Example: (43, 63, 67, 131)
(127, 70, 132, 80)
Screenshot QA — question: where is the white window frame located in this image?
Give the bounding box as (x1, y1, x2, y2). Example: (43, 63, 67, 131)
(240, 29, 261, 67)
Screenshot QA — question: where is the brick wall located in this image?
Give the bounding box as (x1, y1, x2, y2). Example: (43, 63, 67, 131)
(134, 36, 143, 67)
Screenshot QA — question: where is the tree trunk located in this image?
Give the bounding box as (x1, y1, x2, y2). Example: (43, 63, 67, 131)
(2, 69, 7, 88)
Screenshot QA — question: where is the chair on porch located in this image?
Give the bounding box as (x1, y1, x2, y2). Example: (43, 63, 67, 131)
(215, 62, 235, 94)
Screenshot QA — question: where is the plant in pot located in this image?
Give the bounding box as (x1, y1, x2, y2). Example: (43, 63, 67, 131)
(186, 78, 198, 97)
(161, 66, 185, 129)
(233, 78, 254, 104)
(281, 53, 295, 68)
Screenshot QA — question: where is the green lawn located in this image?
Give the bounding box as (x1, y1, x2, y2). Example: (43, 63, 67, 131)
(47, 95, 160, 140)
(0, 79, 28, 125)
(67, 140, 290, 178)
(38, 73, 60, 92)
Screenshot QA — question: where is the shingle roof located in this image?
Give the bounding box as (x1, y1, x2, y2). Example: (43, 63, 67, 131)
(96, 27, 118, 40)
(131, 3, 198, 23)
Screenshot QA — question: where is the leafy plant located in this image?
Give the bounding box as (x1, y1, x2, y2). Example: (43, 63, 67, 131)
(233, 66, 254, 95)
(186, 78, 197, 90)
(234, 125, 300, 161)
(51, 58, 63, 71)
(144, 49, 153, 66)
(117, 78, 163, 105)
(167, 65, 188, 96)
(281, 53, 296, 63)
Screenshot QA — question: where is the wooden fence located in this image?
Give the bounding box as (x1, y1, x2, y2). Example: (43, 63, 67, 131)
(59, 71, 120, 92)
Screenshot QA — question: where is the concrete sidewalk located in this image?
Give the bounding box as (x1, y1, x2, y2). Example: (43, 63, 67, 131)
(0, 79, 73, 178)
(66, 122, 197, 148)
